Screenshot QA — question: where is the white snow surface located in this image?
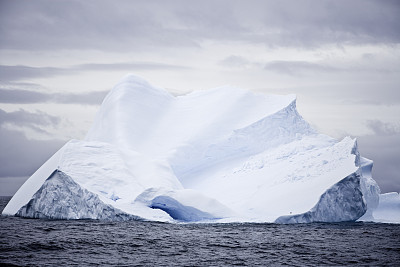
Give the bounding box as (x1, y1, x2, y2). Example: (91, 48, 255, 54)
(3, 74, 390, 223)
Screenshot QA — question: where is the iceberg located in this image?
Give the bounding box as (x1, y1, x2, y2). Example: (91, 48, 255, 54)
(2, 74, 385, 223)
(364, 192, 400, 224)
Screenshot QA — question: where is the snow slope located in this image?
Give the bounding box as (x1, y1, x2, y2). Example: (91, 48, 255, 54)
(3, 74, 386, 223)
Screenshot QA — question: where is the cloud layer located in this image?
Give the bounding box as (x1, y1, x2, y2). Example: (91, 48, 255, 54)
(0, 88, 108, 105)
(0, 127, 64, 177)
(0, 0, 399, 195)
(0, 109, 65, 178)
(0, 108, 60, 133)
(0, 63, 189, 81)
(1, 0, 399, 51)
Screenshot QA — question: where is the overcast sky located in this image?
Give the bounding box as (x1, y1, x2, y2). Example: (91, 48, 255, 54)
(0, 0, 399, 195)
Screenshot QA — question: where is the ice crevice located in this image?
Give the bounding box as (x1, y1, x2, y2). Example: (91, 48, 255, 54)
(150, 196, 216, 222)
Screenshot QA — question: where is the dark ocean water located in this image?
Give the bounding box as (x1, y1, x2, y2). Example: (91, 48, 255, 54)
(0, 197, 399, 266)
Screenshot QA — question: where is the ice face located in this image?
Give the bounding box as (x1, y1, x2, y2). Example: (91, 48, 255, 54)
(275, 172, 366, 223)
(16, 170, 140, 221)
(2, 74, 384, 223)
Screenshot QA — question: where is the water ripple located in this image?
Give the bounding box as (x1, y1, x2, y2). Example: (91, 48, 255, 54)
(1, 197, 400, 266)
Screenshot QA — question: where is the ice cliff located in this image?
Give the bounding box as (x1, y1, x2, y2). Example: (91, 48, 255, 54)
(2, 75, 383, 223)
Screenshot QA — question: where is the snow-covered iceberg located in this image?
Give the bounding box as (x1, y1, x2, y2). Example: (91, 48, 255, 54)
(2, 75, 384, 223)
(363, 192, 400, 224)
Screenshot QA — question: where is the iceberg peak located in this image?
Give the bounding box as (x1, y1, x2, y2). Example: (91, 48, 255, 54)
(106, 73, 173, 102)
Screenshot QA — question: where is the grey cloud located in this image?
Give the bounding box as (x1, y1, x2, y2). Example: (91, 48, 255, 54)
(0, 177, 27, 196)
(0, 0, 198, 51)
(366, 120, 400, 136)
(264, 61, 339, 75)
(0, 127, 64, 177)
(52, 90, 108, 105)
(0, 0, 399, 52)
(260, 82, 400, 106)
(0, 109, 61, 132)
(172, 1, 248, 41)
(0, 88, 108, 105)
(221, 53, 399, 78)
(349, 87, 400, 106)
(0, 88, 51, 104)
(219, 56, 252, 68)
(0, 65, 72, 81)
(251, 0, 400, 47)
(75, 62, 189, 72)
(340, 83, 400, 106)
(0, 63, 189, 81)
(0, 110, 64, 177)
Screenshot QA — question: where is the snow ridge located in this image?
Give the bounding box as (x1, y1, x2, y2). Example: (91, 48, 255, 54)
(171, 99, 314, 181)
